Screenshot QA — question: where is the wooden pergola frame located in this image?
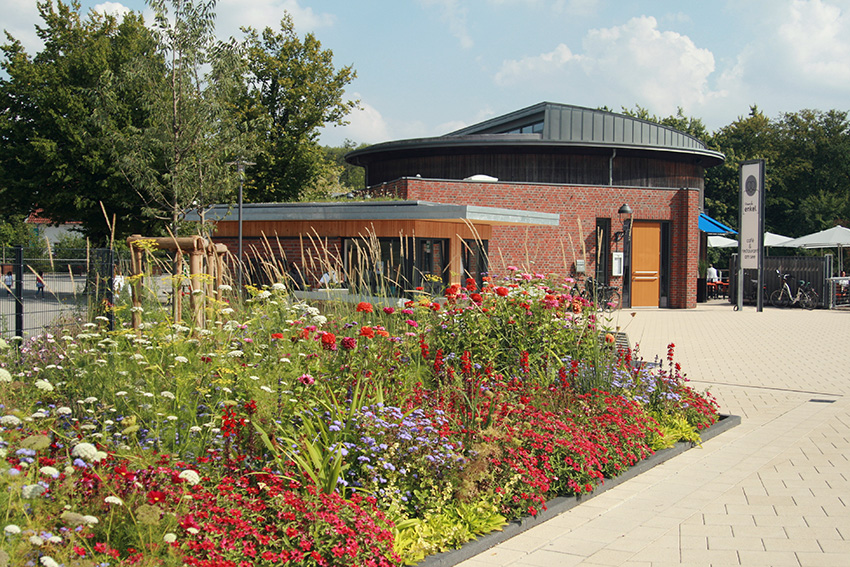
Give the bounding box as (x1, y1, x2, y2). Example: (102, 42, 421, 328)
(126, 234, 229, 330)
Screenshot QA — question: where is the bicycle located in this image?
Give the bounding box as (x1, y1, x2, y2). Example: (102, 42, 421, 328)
(770, 270, 816, 309)
(584, 276, 621, 312)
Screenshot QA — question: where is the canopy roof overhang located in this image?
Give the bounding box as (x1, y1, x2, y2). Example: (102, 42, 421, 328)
(187, 200, 560, 227)
(699, 213, 737, 234)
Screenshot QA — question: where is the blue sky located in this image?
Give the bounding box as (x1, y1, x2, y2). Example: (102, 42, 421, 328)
(4, 0, 850, 146)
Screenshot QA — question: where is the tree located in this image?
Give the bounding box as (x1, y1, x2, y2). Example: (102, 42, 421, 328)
(100, 0, 249, 235)
(323, 139, 367, 192)
(704, 106, 776, 230)
(241, 16, 357, 202)
(0, 1, 160, 244)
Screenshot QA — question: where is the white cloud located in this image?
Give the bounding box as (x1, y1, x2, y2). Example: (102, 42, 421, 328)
(494, 16, 718, 117)
(320, 97, 390, 146)
(216, 0, 334, 40)
(421, 0, 473, 49)
(2, 0, 43, 54)
(708, 0, 850, 125)
(93, 2, 131, 18)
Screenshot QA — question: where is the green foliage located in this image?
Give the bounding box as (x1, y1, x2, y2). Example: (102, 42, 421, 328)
(392, 501, 506, 564)
(648, 410, 701, 450)
(0, 1, 159, 244)
(100, 0, 248, 235)
(241, 15, 357, 202)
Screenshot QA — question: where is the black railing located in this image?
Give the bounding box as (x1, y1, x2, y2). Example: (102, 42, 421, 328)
(1, 246, 117, 338)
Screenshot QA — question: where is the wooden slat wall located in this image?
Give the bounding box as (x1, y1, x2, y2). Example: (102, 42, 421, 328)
(212, 219, 491, 241)
(365, 152, 703, 189)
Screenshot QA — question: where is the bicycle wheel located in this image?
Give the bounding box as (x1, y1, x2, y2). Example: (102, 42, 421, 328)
(770, 289, 788, 308)
(802, 290, 817, 310)
(603, 290, 620, 312)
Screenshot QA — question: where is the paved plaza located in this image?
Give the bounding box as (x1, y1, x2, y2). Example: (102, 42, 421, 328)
(459, 301, 850, 567)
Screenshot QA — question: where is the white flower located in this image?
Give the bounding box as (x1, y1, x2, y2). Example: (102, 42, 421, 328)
(22, 484, 46, 498)
(130, 306, 144, 313)
(249, 375, 260, 381)
(257, 290, 272, 299)
(161, 391, 176, 400)
(29, 535, 44, 546)
(271, 282, 286, 291)
(260, 386, 273, 393)
(132, 354, 145, 360)
(189, 426, 201, 433)
(115, 391, 128, 397)
(163, 532, 178, 543)
(82, 515, 99, 525)
(93, 451, 107, 463)
(0, 368, 11, 382)
(40, 466, 60, 478)
(31, 411, 48, 419)
(174, 356, 189, 364)
(83, 397, 97, 404)
(47, 535, 62, 544)
(4, 524, 21, 535)
(186, 527, 199, 535)
(95, 316, 110, 322)
(221, 307, 235, 315)
(279, 357, 291, 363)
(312, 315, 327, 325)
(218, 284, 232, 292)
(34, 379, 54, 392)
(178, 469, 201, 485)
(0, 415, 21, 427)
(166, 415, 178, 421)
(40, 556, 60, 567)
(227, 350, 244, 358)
(104, 495, 124, 506)
(56, 407, 72, 415)
(83, 323, 97, 329)
(71, 442, 98, 460)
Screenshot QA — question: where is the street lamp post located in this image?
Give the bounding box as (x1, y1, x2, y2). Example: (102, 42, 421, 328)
(227, 159, 255, 294)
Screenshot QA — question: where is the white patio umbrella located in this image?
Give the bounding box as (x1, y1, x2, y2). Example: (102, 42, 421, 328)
(764, 232, 793, 247)
(779, 225, 850, 273)
(708, 235, 737, 248)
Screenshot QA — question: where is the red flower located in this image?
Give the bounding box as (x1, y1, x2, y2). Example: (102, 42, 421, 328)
(495, 286, 509, 297)
(270, 332, 285, 340)
(359, 326, 375, 339)
(430, 302, 441, 311)
(341, 336, 357, 350)
(465, 277, 477, 291)
(470, 293, 483, 304)
(321, 332, 337, 350)
(356, 301, 374, 313)
(382, 306, 395, 314)
(147, 490, 167, 505)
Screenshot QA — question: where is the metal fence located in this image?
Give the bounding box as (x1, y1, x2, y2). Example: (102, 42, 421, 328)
(728, 254, 834, 308)
(1, 246, 119, 338)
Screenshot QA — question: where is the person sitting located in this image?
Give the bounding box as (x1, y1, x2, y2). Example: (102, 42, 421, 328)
(318, 268, 340, 288)
(706, 264, 719, 283)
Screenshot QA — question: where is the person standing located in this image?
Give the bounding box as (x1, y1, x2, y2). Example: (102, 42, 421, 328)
(36, 271, 45, 298)
(4, 272, 12, 296)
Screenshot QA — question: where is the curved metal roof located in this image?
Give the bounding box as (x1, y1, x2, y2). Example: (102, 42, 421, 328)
(347, 102, 724, 167)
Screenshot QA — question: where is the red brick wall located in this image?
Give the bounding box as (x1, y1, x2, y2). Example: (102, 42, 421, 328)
(377, 177, 700, 308)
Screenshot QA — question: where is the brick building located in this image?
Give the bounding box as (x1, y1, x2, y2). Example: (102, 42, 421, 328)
(346, 102, 725, 308)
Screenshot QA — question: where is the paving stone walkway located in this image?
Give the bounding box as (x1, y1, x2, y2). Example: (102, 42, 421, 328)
(459, 302, 850, 567)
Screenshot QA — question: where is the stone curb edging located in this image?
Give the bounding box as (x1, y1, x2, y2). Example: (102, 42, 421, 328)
(417, 413, 741, 567)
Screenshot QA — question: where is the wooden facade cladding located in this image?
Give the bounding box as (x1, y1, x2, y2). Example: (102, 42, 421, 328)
(211, 219, 492, 241)
(364, 151, 705, 189)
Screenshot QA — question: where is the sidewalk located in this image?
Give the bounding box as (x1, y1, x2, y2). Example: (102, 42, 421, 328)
(459, 302, 850, 567)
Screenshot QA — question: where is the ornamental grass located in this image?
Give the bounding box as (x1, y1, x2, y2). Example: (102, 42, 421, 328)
(0, 270, 718, 566)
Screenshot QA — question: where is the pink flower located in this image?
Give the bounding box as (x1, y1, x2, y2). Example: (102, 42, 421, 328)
(406, 319, 418, 328)
(382, 307, 395, 314)
(298, 373, 315, 386)
(341, 337, 357, 350)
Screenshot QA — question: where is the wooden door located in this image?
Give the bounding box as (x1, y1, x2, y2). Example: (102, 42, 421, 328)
(631, 222, 661, 307)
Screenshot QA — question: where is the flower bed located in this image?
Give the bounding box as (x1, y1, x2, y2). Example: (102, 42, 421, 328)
(0, 271, 719, 566)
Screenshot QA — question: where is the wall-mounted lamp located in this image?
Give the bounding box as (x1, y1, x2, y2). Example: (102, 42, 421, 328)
(613, 203, 633, 242)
